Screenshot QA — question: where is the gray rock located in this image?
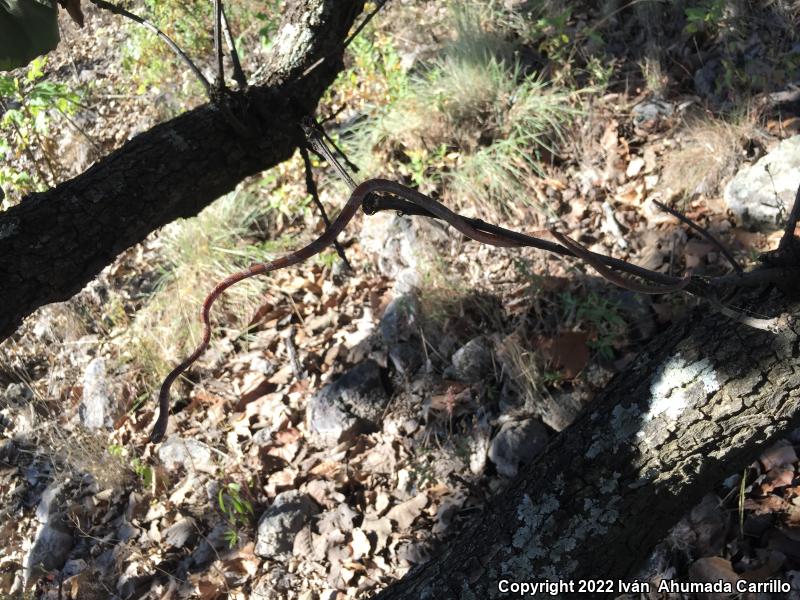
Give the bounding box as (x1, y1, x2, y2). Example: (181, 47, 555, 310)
(724, 135, 800, 229)
(26, 518, 74, 575)
(3, 382, 32, 407)
(163, 517, 197, 548)
(449, 336, 493, 383)
(488, 419, 549, 477)
(380, 294, 421, 345)
(35, 483, 63, 523)
(158, 437, 216, 474)
(254, 491, 319, 559)
(307, 360, 389, 446)
(192, 522, 230, 567)
(62, 559, 87, 578)
(80, 358, 111, 429)
(632, 99, 673, 128)
(388, 341, 424, 376)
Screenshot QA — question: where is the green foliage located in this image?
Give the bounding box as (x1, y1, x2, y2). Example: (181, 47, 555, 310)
(343, 3, 580, 216)
(0, 56, 81, 204)
(218, 482, 255, 548)
(561, 291, 626, 360)
(684, 0, 726, 35)
(131, 458, 154, 488)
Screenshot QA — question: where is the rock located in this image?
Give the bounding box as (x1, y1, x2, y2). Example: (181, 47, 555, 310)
(724, 135, 800, 229)
(35, 483, 63, 523)
(632, 99, 673, 130)
(26, 517, 74, 576)
(80, 357, 112, 430)
(307, 360, 389, 446)
(388, 342, 424, 376)
(488, 419, 549, 477)
(379, 294, 421, 345)
(448, 336, 493, 383)
(158, 437, 216, 474)
(62, 559, 87, 578)
(360, 213, 446, 283)
(3, 382, 32, 407)
(254, 491, 319, 559)
(192, 523, 230, 567)
(163, 517, 197, 549)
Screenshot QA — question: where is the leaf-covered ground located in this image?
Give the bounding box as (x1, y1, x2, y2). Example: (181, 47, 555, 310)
(1, 1, 800, 598)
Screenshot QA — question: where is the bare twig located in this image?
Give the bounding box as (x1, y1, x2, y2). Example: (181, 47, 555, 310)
(214, 0, 225, 91)
(303, 118, 360, 180)
(220, 4, 248, 90)
(88, 0, 213, 98)
(300, 146, 352, 269)
(654, 199, 743, 275)
(302, 119, 359, 190)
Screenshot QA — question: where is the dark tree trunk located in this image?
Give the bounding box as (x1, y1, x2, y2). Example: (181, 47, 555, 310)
(0, 0, 364, 342)
(374, 295, 800, 599)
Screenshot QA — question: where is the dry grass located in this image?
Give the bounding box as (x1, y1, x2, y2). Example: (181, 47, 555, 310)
(661, 111, 759, 198)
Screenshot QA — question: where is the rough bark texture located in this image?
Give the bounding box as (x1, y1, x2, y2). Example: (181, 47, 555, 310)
(0, 0, 364, 342)
(375, 295, 800, 599)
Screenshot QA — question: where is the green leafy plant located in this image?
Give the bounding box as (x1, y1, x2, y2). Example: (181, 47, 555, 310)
(562, 291, 626, 360)
(218, 481, 255, 548)
(0, 56, 81, 203)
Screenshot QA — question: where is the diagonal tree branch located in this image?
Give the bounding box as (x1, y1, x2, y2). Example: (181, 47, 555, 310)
(0, 0, 366, 344)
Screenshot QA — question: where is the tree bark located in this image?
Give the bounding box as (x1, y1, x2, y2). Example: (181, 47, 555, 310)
(375, 295, 800, 599)
(0, 0, 364, 342)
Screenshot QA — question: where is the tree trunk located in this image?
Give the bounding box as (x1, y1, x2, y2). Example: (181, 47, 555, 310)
(375, 294, 800, 599)
(0, 0, 364, 342)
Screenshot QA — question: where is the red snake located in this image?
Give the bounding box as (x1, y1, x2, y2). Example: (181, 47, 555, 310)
(150, 179, 690, 442)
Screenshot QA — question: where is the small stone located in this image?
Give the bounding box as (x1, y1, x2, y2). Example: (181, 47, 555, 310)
(449, 336, 493, 383)
(380, 294, 421, 345)
(26, 518, 74, 576)
(192, 523, 230, 567)
(388, 342, 423, 376)
(488, 419, 549, 477)
(724, 135, 800, 230)
(255, 491, 319, 559)
(307, 360, 389, 447)
(163, 517, 197, 549)
(158, 437, 216, 474)
(3, 382, 32, 407)
(80, 358, 112, 430)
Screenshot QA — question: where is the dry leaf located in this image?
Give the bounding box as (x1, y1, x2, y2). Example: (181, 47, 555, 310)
(760, 442, 798, 471)
(350, 527, 371, 560)
(535, 331, 589, 379)
(386, 493, 428, 531)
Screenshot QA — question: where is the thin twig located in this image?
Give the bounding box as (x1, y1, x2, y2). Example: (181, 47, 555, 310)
(303, 117, 360, 177)
(302, 120, 359, 190)
(654, 199, 743, 275)
(88, 0, 213, 98)
(220, 4, 248, 90)
(214, 0, 225, 91)
(300, 146, 352, 269)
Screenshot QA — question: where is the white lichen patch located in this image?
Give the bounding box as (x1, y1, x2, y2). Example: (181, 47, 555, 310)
(275, 22, 303, 57)
(644, 353, 719, 423)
